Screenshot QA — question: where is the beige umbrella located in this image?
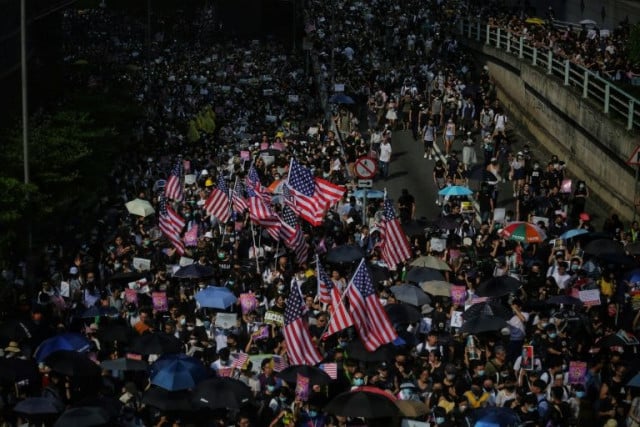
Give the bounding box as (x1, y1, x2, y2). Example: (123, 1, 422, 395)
(420, 280, 453, 297)
(410, 255, 451, 271)
(395, 400, 429, 418)
(125, 198, 155, 217)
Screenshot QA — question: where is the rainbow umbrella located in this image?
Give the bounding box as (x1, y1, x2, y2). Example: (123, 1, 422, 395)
(501, 222, 547, 243)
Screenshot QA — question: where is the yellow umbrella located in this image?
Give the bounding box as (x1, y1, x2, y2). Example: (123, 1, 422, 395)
(525, 17, 545, 25)
(410, 255, 451, 271)
(125, 198, 155, 217)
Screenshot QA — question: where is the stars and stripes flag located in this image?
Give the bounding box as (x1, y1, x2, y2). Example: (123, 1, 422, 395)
(159, 196, 185, 255)
(272, 355, 288, 372)
(283, 280, 323, 366)
(164, 163, 184, 201)
(315, 177, 346, 209)
(286, 158, 326, 226)
(345, 259, 397, 351)
(231, 181, 248, 214)
(316, 256, 332, 305)
(380, 197, 412, 269)
(245, 164, 269, 202)
(323, 272, 354, 339)
(204, 174, 231, 222)
(231, 352, 250, 370)
(320, 363, 338, 380)
(280, 202, 309, 265)
(248, 197, 281, 241)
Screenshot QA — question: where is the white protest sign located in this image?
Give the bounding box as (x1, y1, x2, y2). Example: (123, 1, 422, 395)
(578, 289, 601, 306)
(133, 257, 151, 271)
(215, 313, 238, 329)
(264, 311, 284, 326)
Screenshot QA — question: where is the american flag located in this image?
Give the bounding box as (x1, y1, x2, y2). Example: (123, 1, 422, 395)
(286, 159, 325, 226)
(164, 163, 184, 201)
(204, 174, 231, 223)
(315, 177, 346, 209)
(272, 355, 288, 372)
(380, 197, 412, 269)
(248, 197, 281, 241)
(316, 256, 332, 305)
(217, 367, 234, 377)
(320, 363, 338, 380)
(231, 352, 250, 370)
(283, 280, 323, 366)
(245, 164, 269, 201)
(346, 259, 397, 351)
(159, 196, 185, 254)
(232, 181, 248, 213)
(324, 279, 353, 339)
(280, 203, 309, 265)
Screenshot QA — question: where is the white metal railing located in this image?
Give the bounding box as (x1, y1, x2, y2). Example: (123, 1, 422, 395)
(459, 20, 640, 131)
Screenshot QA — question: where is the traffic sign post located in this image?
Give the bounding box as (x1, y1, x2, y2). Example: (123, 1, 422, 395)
(627, 146, 640, 222)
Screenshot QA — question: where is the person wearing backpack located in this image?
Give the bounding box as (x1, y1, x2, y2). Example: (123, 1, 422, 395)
(546, 386, 573, 427)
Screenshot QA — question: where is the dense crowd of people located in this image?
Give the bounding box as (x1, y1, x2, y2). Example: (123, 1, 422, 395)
(1, 1, 640, 427)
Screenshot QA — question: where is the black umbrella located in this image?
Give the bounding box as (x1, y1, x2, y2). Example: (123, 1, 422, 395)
(384, 303, 422, 324)
(97, 324, 134, 343)
(143, 386, 193, 411)
(80, 306, 119, 319)
(472, 406, 521, 427)
(462, 301, 512, 321)
(329, 94, 355, 104)
(173, 264, 216, 279)
(406, 267, 444, 283)
(475, 276, 522, 298)
(326, 245, 365, 264)
(389, 285, 431, 306)
(0, 357, 39, 383)
(53, 406, 110, 427)
(598, 331, 639, 347)
(0, 319, 34, 343)
(459, 315, 508, 334)
(192, 377, 252, 410)
(432, 216, 460, 231)
(584, 239, 624, 256)
(345, 340, 396, 362)
(626, 242, 640, 256)
(277, 365, 332, 385)
(369, 264, 391, 285)
(546, 295, 583, 306)
(597, 253, 637, 266)
(44, 350, 101, 377)
(75, 396, 123, 420)
(108, 272, 146, 284)
(14, 397, 64, 415)
(128, 333, 184, 355)
(100, 357, 148, 372)
(324, 387, 401, 418)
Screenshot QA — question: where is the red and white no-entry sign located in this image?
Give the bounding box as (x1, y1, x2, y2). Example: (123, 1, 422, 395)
(354, 156, 378, 179)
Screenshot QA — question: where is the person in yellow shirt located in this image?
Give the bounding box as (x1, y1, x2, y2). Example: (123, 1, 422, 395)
(463, 378, 490, 409)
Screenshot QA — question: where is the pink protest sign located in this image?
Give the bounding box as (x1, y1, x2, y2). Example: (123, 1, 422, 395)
(295, 374, 310, 401)
(239, 293, 258, 314)
(451, 286, 466, 305)
(568, 361, 587, 384)
(124, 289, 138, 306)
(152, 292, 168, 312)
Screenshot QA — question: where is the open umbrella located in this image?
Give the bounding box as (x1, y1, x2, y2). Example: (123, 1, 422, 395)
(584, 239, 624, 256)
(128, 333, 184, 355)
(626, 242, 640, 256)
(628, 373, 640, 388)
(501, 222, 547, 243)
(559, 228, 589, 240)
(326, 245, 365, 264)
(150, 353, 208, 391)
(125, 198, 155, 217)
(108, 271, 146, 284)
(195, 286, 237, 309)
(100, 357, 148, 372)
(173, 263, 216, 279)
(35, 333, 91, 363)
(597, 253, 637, 266)
(14, 397, 64, 415)
(192, 377, 252, 410)
(525, 17, 545, 25)
(546, 295, 583, 306)
(384, 303, 422, 324)
(345, 341, 396, 362)
(475, 276, 522, 298)
(97, 324, 134, 344)
(395, 400, 429, 418)
(80, 306, 119, 319)
(472, 406, 521, 427)
(44, 350, 100, 377)
(0, 357, 39, 383)
(432, 216, 461, 230)
(53, 406, 110, 427)
(389, 285, 431, 306)
(0, 319, 35, 343)
(420, 280, 452, 297)
(324, 386, 400, 418)
(438, 186, 473, 197)
(580, 19, 597, 25)
(462, 301, 512, 321)
(143, 386, 193, 411)
(329, 94, 355, 104)
(277, 365, 332, 385)
(627, 269, 640, 285)
(460, 315, 508, 334)
(406, 267, 444, 283)
(353, 189, 385, 199)
(410, 256, 451, 271)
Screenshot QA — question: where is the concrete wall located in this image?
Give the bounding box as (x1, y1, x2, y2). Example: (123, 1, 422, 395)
(467, 41, 637, 221)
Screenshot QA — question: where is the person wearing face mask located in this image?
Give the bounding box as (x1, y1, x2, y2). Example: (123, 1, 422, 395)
(496, 376, 518, 407)
(432, 406, 452, 427)
(293, 393, 327, 427)
(464, 377, 490, 409)
(517, 393, 541, 426)
(351, 371, 366, 389)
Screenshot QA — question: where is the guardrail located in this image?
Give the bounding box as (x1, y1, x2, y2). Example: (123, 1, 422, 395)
(458, 20, 640, 131)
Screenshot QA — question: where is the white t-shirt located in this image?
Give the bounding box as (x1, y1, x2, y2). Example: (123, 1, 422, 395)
(379, 142, 392, 162)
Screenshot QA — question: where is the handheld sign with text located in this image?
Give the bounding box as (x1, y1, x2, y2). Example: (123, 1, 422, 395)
(215, 313, 238, 330)
(264, 311, 284, 326)
(568, 361, 587, 384)
(152, 292, 168, 312)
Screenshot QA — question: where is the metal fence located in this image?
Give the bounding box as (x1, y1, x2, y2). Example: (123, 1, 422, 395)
(458, 20, 640, 131)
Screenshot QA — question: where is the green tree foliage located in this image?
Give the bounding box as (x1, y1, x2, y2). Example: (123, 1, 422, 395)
(630, 23, 640, 66)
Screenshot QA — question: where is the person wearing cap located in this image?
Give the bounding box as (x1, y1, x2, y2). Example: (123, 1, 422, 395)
(371, 362, 396, 394)
(4, 341, 22, 358)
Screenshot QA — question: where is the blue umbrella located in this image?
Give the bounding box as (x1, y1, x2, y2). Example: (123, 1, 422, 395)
(627, 373, 640, 387)
(34, 333, 91, 363)
(438, 185, 473, 197)
(150, 354, 208, 391)
(626, 268, 640, 285)
(14, 397, 64, 415)
(329, 94, 355, 104)
(195, 286, 237, 309)
(326, 245, 365, 264)
(473, 407, 521, 427)
(352, 189, 385, 199)
(174, 263, 216, 279)
(559, 228, 589, 240)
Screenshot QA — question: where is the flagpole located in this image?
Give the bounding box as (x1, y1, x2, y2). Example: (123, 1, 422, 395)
(319, 258, 359, 338)
(250, 221, 261, 275)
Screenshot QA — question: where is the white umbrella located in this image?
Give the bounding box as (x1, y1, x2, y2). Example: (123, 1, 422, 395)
(125, 198, 155, 217)
(579, 19, 597, 25)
